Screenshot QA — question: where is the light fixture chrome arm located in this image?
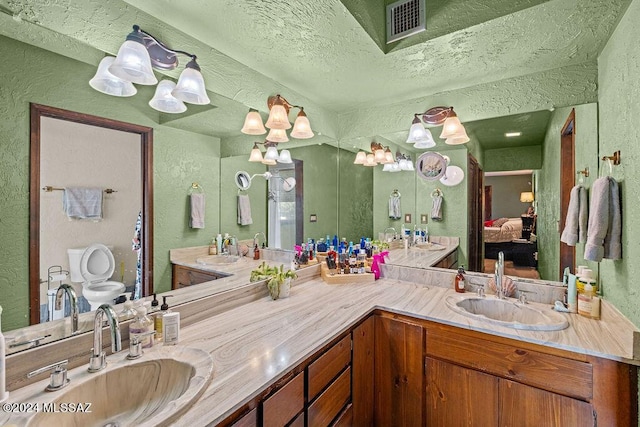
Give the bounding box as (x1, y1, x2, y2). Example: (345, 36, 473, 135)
(128, 25, 198, 69)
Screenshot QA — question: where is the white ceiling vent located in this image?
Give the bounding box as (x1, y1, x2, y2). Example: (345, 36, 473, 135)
(386, 0, 425, 44)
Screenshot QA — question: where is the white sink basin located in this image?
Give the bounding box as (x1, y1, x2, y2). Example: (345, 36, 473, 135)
(445, 296, 569, 331)
(196, 255, 241, 265)
(414, 242, 446, 251)
(16, 346, 213, 427)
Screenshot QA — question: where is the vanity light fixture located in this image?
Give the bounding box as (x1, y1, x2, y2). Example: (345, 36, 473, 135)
(89, 25, 210, 113)
(241, 94, 314, 140)
(248, 141, 293, 165)
(505, 132, 522, 137)
(407, 106, 469, 145)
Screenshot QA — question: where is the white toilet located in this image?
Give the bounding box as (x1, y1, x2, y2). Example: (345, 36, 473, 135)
(67, 243, 125, 311)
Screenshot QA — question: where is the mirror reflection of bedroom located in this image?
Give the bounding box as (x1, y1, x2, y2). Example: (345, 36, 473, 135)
(483, 170, 538, 279)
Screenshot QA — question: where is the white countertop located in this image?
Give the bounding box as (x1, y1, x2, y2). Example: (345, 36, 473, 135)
(5, 243, 639, 426)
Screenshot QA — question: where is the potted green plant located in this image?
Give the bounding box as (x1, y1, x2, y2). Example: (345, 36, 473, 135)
(250, 261, 298, 300)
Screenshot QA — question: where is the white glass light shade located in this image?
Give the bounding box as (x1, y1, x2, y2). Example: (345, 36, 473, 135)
(406, 160, 415, 171)
(374, 148, 386, 163)
(264, 146, 280, 161)
(390, 162, 401, 172)
(411, 128, 436, 148)
(148, 80, 187, 113)
(398, 158, 410, 171)
(278, 149, 293, 164)
(406, 122, 430, 144)
(261, 158, 277, 166)
(265, 104, 291, 130)
(172, 67, 210, 105)
(383, 149, 395, 164)
(267, 128, 289, 143)
(354, 151, 367, 164)
(249, 146, 264, 162)
(382, 163, 392, 172)
(290, 112, 314, 139)
(363, 154, 377, 166)
(440, 115, 466, 139)
(109, 40, 157, 85)
(89, 57, 137, 97)
(241, 110, 267, 135)
(445, 133, 470, 145)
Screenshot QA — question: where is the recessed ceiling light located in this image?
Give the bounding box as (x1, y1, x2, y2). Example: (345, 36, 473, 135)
(505, 132, 522, 137)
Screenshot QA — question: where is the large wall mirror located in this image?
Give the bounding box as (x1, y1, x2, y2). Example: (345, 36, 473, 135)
(29, 104, 153, 325)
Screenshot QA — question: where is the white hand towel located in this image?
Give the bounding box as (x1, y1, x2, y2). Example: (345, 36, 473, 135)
(63, 187, 103, 219)
(431, 195, 443, 221)
(189, 193, 205, 228)
(389, 195, 401, 219)
(238, 194, 253, 226)
(585, 177, 612, 261)
(560, 185, 588, 246)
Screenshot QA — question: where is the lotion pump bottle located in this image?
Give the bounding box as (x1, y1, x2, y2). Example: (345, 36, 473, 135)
(154, 295, 173, 341)
(455, 266, 466, 293)
(163, 312, 180, 345)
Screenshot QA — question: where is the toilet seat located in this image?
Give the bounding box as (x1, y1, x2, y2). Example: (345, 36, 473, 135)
(80, 243, 115, 283)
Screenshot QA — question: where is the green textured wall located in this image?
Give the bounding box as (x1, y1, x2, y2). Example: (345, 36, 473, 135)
(289, 144, 340, 242)
(483, 146, 542, 172)
(219, 157, 268, 241)
(598, 0, 640, 328)
(0, 37, 221, 330)
(339, 148, 374, 243)
(536, 104, 598, 282)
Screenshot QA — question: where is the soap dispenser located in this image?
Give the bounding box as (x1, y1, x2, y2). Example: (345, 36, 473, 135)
(130, 305, 154, 349)
(154, 295, 173, 341)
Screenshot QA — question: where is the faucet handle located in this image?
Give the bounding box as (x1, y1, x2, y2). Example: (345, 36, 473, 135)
(127, 331, 156, 360)
(27, 359, 69, 391)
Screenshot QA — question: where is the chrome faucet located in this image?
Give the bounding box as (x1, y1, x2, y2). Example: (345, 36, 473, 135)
(383, 227, 397, 241)
(88, 304, 121, 373)
(495, 251, 505, 299)
(55, 284, 78, 334)
(253, 232, 267, 248)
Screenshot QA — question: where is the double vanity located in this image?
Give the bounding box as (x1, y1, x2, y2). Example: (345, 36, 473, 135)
(3, 242, 639, 426)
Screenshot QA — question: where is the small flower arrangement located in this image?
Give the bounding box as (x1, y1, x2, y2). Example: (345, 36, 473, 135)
(250, 261, 298, 300)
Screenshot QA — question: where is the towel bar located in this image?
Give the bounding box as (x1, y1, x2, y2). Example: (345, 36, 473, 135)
(42, 186, 116, 194)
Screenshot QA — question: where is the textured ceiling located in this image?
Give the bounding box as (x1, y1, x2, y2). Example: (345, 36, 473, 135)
(126, 0, 627, 111)
(0, 0, 631, 152)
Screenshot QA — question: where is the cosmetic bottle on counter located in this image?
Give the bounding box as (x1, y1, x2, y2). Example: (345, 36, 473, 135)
(130, 306, 154, 348)
(163, 312, 180, 346)
(455, 266, 466, 293)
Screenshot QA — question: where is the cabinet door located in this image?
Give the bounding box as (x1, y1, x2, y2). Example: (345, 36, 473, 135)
(374, 316, 424, 426)
(425, 357, 498, 426)
(499, 379, 594, 427)
(172, 264, 219, 289)
(231, 407, 257, 427)
(352, 316, 374, 426)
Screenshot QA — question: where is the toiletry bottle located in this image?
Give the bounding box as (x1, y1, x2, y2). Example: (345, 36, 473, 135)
(567, 273, 578, 313)
(0, 305, 9, 403)
(209, 238, 216, 255)
(154, 295, 173, 341)
(163, 312, 181, 345)
(578, 281, 594, 318)
(150, 293, 159, 314)
(130, 305, 154, 348)
(455, 266, 466, 293)
(357, 249, 366, 274)
(120, 300, 137, 322)
(216, 233, 223, 255)
(253, 244, 260, 260)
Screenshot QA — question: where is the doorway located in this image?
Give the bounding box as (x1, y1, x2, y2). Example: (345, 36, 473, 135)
(268, 160, 303, 249)
(484, 186, 492, 220)
(468, 154, 483, 272)
(559, 109, 576, 279)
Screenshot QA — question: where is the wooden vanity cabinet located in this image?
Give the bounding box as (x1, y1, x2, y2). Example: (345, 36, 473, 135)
(433, 249, 458, 269)
(172, 264, 224, 289)
(374, 315, 424, 426)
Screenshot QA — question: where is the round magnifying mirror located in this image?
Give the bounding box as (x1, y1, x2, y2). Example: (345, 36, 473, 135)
(282, 177, 296, 192)
(415, 152, 447, 181)
(235, 171, 251, 191)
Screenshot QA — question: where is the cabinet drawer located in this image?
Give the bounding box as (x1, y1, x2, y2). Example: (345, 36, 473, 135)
(289, 412, 304, 427)
(435, 250, 458, 269)
(263, 372, 304, 427)
(231, 407, 257, 427)
(308, 335, 351, 400)
(426, 329, 592, 400)
(308, 366, 351, 427)
(332, 403, 353, 427)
